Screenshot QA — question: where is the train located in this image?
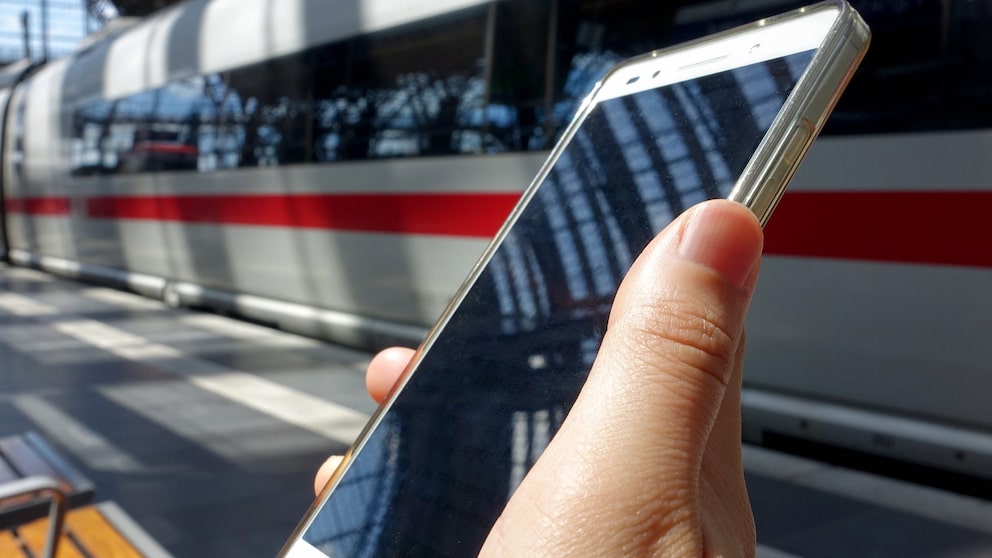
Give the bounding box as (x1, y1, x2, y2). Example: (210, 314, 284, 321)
(1, 0, 990, 482)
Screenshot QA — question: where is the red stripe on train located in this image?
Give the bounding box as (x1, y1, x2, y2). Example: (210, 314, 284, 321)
(764, 191, 992, 268)
(130, 143, 198, 155)
(6, 197, 71, 215)
(7, 191, 991, 268)
(84, 193, 519, 238)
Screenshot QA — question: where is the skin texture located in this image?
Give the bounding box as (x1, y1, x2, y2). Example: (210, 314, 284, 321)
(315, 199, 761, 557)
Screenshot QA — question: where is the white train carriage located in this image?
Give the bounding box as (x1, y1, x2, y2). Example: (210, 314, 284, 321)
(3, 0, 992, 480)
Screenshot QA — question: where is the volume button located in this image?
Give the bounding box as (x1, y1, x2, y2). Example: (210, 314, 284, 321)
(782, 122, 813, 166)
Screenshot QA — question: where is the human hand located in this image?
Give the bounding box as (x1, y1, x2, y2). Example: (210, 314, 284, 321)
(316, 199, 761, 557)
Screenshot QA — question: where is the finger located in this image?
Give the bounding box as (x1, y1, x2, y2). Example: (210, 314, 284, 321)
(315, 349, 412, 497)
(483, 199, 762, 556)
(593, 199, 761, 469)
(698, 332, 757, 556)
(366, 347, 415, 403)
(314, 455, 343, 497)
(314, 349, 414, 497)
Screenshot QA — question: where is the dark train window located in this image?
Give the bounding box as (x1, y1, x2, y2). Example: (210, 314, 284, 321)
(487, 0, 554, 152)
(486, 0, 687, 153)
(548, 0, 683, 129)
(618, 0, 992, 136)
(824, 0, 992, 135)
(11, 91, 25, 179)
(345, 8, 489, 159)
(69, 6, 487, 175)
(229, 5, 490, 167)
(489, 0, 992, 144)
(66, 0, 992, 177)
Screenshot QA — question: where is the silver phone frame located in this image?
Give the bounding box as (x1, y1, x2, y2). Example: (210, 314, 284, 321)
(281, 2, 869, 554)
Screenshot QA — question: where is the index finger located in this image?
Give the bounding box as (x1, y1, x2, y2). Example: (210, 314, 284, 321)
(366, 346, 415, 404)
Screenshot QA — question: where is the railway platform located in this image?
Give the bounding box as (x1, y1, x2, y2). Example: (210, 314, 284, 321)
(0, 263, 990, 557)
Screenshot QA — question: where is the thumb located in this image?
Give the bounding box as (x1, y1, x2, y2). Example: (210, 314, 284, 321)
(482, 199, 763, 556)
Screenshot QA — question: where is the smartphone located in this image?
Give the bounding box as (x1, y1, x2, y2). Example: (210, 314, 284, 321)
(282, 2, 869, 556)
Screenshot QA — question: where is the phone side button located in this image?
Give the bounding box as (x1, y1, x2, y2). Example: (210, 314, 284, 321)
(782, 122, 813, 166)
(763, 165, 787, 192)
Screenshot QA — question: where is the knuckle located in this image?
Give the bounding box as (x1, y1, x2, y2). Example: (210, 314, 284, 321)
(620, 293, 737, 387)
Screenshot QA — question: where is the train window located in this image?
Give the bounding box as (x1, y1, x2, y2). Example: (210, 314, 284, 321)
(71, 80, 202, 176)
(193, 74, 247, 171)
(549, 0, 684, 131)
(222, 43, 349, 168)
(542, 0, 992, 137)
(630, 0, 992, 136)
(345, 7, 489, 159)
(11, 91, 25, 180)
(488, 0, 554, 151)
(486, 0, 699, 154)
(65, 0, 992, 177)
(487, 0, 754, 152)
(71, 99, 115, 175)
(69, 5, 488, 174)
(824, 0, 992, 135)
(228, 6, 489, 165)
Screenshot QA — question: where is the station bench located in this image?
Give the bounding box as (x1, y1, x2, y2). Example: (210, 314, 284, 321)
(0, 431, 171, 557)
(0, 501, 172, 558)
(0, 432, 95, 528)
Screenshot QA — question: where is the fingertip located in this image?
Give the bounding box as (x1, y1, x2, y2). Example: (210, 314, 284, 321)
(609, 200, 763, 329)
(366, 346, 415, 403)
(678, 200, 763, 290)
(314, 455, 343, 496)
(598, 198, 763, 442)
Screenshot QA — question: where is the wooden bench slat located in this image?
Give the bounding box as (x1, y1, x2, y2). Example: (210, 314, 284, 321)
(0, 433, 94, 530)
(0, 529, 26, 557)
(5, 506, 158, 558)
(0, 433, 161, 557)
(18, 516, 85, 558)
(66, 506, 143, 558)
(0, 437, 72, 493)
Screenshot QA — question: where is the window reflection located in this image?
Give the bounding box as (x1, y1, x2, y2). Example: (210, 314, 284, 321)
(69, 8, 489, 176)
(11, 92, 24, 179)
(65, 0, 992, 179)
(303, 417, 400, 556)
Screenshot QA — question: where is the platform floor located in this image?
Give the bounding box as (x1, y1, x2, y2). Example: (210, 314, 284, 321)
(0, 263, 990, 557)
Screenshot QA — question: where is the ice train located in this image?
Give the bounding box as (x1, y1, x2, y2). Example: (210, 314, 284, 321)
(2, 0, 990, 481)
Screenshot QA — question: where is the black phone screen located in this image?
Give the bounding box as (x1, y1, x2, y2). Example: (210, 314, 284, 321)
(294, 49, 815, 558)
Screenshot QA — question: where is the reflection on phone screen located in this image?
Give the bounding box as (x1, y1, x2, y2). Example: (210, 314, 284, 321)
(291, 48, 815, 558)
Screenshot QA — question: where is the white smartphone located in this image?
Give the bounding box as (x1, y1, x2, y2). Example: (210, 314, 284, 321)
(282, 2, 869, 556)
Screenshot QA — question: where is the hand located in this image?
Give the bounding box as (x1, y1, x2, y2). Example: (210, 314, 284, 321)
(316, 199, 761, 557)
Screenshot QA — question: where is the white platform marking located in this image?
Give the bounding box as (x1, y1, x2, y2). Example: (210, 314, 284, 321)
(51, 319, 370, 445)
(7, 278, 987, 553)
(0, 293, 58, 316)
(1, 266, 54, 282)
(12, 394, 145, 472)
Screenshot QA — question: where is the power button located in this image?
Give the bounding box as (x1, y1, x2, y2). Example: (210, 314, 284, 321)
(782, 119, 814, 165)
(761, 119, 816, 193)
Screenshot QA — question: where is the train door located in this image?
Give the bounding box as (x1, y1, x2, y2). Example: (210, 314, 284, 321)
(0, 59, 36, 261)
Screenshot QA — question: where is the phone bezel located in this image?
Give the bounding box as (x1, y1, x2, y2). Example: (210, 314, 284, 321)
(594, 8, 837, 101)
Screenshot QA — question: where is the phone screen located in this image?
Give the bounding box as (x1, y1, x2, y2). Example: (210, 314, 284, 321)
(289, 48, 816, 558)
